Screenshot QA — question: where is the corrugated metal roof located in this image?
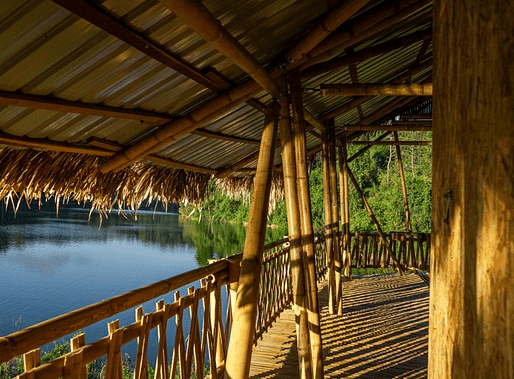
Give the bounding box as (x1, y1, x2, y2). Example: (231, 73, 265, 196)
(0, 0, 432, 203)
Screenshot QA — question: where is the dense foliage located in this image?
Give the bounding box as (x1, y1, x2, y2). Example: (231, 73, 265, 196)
(181, 130, 432, 237)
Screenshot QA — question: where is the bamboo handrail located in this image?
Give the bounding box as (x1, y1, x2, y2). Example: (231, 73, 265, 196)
(343, 124, 431, 131)
(0, 260, 229, 363)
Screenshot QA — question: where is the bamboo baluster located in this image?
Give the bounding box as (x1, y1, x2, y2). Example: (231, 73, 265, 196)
(347, 167, 404, 274)
(70, 334, 86, 379)
(410, 234, 416, 268)
(171, 292, 186, 379)
(22, 349, 40, 379)
(202, 280, 217, 379)
(322, 129, 335, 313)
(134, 308, 150, 379)
(154, 300, 168, 379)
(328, 125, 342, 315)
(228, 259, 240, 322)
(224, 101, 279, 379)
(212, 280, 226, 376)
(353, 232, 359, 267)
(339, 137, 351, 279)
(394, 132, 412, 231)
(105, 320, 123, 379)
(185, 288, 201, 379)
(289, 69, 324, 379)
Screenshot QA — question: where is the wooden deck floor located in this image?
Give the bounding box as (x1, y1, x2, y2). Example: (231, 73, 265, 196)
(249, 273, 430, 378)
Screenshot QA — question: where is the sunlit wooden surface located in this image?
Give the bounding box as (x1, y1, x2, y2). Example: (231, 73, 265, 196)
(249, 273, 429, 378)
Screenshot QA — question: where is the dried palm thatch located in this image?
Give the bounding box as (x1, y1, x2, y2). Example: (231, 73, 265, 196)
(0, 148, 212, 218)
(0, 148, 286, 218)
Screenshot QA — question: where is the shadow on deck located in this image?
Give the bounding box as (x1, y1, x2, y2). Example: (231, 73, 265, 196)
(249, 273, 430, 378)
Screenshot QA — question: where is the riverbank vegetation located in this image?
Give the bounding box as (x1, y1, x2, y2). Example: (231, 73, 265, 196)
(181, 131, 432, 234)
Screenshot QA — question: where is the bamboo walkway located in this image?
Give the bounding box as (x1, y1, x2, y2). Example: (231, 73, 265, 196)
(249, 273, 430, 378)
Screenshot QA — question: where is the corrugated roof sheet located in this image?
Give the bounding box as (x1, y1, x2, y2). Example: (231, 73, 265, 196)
(0, 0, 432, 206)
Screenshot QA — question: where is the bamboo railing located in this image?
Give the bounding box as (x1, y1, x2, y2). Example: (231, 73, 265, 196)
(2, 231, 428, 379)
(1, 238, 301, 379)
(348, 232, 431, 270)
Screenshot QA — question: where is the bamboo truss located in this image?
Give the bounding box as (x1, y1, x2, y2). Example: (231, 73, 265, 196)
(320, 83, 433, 97)
(286, 0, 370, 63)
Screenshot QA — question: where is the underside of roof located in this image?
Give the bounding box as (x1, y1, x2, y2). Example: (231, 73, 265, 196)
(0, 0, 433, 211)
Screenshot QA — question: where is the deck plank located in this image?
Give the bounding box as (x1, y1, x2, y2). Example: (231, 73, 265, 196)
(249, 273, 429, 378)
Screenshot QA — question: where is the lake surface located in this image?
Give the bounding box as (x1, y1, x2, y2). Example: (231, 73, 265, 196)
(0, 207, 286, 362)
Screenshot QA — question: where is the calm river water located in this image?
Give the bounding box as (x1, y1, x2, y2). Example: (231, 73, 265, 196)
(0, 206, 286, 362)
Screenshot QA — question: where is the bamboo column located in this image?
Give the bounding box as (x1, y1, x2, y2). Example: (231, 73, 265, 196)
(224, 101, 280, 379)
(321, 129, 335, 313)
(328, 125, 342, 315)
(278, 87, 312, 379)
(346, 166, 404, 275)
(338, 137, 351, 279)
(393, 132, 412, 231)
(289, 68, 324, 379)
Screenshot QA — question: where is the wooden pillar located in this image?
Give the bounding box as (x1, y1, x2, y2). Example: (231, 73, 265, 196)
(394, 132, 412, 231)
(278, 85, 312, 379)
(429, 1, 514, 378)
(289, 68, 324, 379)
(321, 129, 335, 313)
(347, 167, 404, 275)
(338, 137, 351, 279)
(224, 101, 280, 379)
(328, 125, 342, 315)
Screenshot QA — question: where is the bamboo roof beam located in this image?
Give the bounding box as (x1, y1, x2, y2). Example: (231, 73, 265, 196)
(400, 114, 432, 120)
(52, 0, 271, 118)
(343, 124, 431, 131)
(302, 29, 432, 79)
(0, 90, 174, 125)
(191, 129, 260, 145)
(0, 132, 114, 157)
(298, 0, 432, 70)
(88, 138, 217, 174)
(160, 0, 280, 98)
(347, 132, 391, 162)
(51, 0, 222, 91)
(352, 140, 432, 145)
(286, 0, 371, 63)
(320, 83, 433, 97)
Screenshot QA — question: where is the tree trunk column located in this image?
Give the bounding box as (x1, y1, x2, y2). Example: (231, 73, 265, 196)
(289, 68, 325, 379)
(429, 1, 514, 378)
(224, 101, 280, 379)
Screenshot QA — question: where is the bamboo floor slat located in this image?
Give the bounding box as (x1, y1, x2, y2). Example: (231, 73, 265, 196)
(249, 272, 429, 378)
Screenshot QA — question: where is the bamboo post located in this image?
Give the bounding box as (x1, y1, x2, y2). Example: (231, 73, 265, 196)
(70, 334, 86, 379)
(224, 101, 280, 379)
(289, 68, 324, 379)
(328, 125, 342, 315)
(105, 320, 123, 379)
(321, 129, 335, 314)
(339, 137, 352, 279)
(23, 349, 41, 379)
(346, 167, 404, 275)
(278, 86, 312, 379)
(393, 132, 412, 231)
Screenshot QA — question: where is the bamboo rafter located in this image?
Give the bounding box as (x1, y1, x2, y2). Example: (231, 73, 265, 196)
(320, 83, 433, 97)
